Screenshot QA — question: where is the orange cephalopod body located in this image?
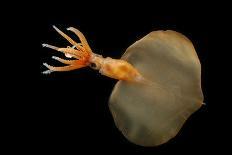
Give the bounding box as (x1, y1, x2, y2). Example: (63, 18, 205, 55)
(42, 26, 143, 83)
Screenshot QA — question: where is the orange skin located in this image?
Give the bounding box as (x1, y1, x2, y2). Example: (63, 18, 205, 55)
(42, 26, 143, 82)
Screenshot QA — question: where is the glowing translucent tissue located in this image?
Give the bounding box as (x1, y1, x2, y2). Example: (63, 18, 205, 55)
(42, 26, 204, 146)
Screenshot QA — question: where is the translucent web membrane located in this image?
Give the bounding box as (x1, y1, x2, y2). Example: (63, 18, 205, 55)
(42, 26, 92, 74)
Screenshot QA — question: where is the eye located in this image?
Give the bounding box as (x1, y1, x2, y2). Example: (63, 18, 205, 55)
(89, 62, 98, 69)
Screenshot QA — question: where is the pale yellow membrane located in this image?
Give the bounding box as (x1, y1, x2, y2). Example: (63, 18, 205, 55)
(109, 30, 203, 146)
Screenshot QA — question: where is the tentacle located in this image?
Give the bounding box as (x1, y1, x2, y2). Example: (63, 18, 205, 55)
(42, 44, 59, 50)
(42, 43, 82, 59)
(53, 26, 87, 52)
(53, 25, 79, 47)
(42, 63, 84, 74)
(58, 48, 85, 59)
(52, 26, 92, 55)
(68, 44, 85, 53)
(52, 56, 78, 65)
(67, 27, 92, 53)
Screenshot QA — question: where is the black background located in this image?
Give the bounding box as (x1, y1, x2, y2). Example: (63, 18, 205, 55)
(3, 0, 226, 154)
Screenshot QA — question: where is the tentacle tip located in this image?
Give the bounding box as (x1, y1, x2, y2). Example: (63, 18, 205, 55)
(42, 70, 54, 75)
(52, 25, 58, 29)
(52, 56, 58, 60)
(42, 62, 53, 74)
(42, 43, 47, 47)
(43, 62, 50, 68)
